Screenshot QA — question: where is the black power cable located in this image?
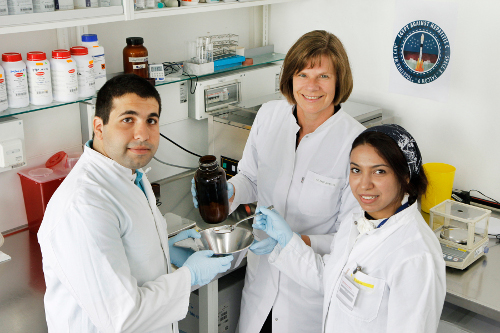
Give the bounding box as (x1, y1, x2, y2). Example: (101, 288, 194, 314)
(159, 133, 201, 158)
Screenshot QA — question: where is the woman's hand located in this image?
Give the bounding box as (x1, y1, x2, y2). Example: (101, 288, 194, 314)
(252, 207, 293, 248)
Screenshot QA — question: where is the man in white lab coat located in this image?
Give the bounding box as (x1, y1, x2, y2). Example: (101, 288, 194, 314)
(38, 74, 232, 333)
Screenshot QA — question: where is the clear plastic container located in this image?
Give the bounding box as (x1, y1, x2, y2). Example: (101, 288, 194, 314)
(1, 52, 29, 108)
(50, 49, 78, 102)
(194, 155, 229, 224)
(0, 65, 8, 112)
(26, 51, 53, 105)
(81, 34, 106, 90)
(70, 46, 95, 98)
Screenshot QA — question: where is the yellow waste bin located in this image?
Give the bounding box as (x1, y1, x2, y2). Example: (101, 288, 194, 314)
(421, 163, 456, 213)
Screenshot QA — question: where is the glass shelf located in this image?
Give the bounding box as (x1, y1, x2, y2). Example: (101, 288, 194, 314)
(0, 52, 284, 120)
(0, 97, 92, 120)
(155, 52, 285, 87)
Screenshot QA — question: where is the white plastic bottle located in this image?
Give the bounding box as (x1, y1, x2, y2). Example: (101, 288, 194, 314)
(70, 46, 95, 98)
(1, 52, 29, 108)
(0, 65, 8, 112)
(33, 0, 54, 12)
(74, 0, 98, 8)
(97, 0, 109, 6)
(26, 51, 53, 105)
(0, 0, 9, 15)
(7, 0, 33, 14)
(50, 49, 78, 103)
(54, 0, 73, 10)
(81, 34, 107, 90)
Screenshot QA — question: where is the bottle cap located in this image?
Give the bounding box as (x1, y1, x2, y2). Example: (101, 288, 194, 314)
(2, 52, 22, 62)
(52, 49, 71, 59)
(82, 34, 98, 43)
(27, 51, 47, 61)
(126, 37, 144, 45)
(70, 46, 89, 56)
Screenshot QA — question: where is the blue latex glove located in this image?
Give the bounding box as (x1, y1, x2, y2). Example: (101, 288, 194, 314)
(183, 250, 234, 286)
(191, 178, 234, 208)
(252, 206, 293, 248)
(249, 237, 278, 255)
(168, 229, 201, 267)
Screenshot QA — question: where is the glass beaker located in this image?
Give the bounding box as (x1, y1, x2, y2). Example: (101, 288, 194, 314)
(194, 155, 229, 224)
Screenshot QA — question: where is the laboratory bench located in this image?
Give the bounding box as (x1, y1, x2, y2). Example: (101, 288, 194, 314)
(1, 170, 500, 332)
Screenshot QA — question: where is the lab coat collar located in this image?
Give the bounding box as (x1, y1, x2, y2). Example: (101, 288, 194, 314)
(83, 144, 144, 184)
(290, 104, 348, 136)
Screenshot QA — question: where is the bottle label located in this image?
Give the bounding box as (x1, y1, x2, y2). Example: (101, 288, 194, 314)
(0, 77, 7, 106)
(52, 69, 78, 95)
(28, 63, 52, 98)
(6, 68, 28, 101)
(76, 60, 96, 92)
(129, 56, 148, 63)
(132, 64, 146, 69)
(92, 54, 106, 80)
(8, 0, 33, 14)
(33, 0, 55, 13)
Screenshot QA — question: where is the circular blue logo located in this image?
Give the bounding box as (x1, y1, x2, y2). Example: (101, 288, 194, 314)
(393, 20, 450, 84)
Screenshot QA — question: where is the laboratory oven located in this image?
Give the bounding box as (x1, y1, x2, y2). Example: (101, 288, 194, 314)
(207, 94, 389, 179)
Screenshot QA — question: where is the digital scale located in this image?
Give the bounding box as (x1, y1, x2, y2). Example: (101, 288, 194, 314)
(430, 199, 491, 269)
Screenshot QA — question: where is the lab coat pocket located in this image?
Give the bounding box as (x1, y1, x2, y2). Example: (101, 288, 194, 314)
(298, 171, 343, 216)
(338, 272, 385, 322)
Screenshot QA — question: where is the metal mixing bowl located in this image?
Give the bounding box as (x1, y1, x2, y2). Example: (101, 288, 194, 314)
(199, 226, 254, 269)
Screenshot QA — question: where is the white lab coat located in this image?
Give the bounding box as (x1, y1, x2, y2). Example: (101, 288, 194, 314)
(230, 100, 365, 333)
(269, 202, 446, 333)
(38, 145, 191, 333)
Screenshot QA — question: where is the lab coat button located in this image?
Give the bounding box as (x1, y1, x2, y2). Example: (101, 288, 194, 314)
(275, 318, 278, 321)
(354, 221, 358, 225)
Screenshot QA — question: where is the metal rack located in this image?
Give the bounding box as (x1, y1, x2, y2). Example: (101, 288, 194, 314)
(202, 33, 239, 60)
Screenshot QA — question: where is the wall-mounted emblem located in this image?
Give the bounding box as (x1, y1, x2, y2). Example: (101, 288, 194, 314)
(393, 20, 450, 84)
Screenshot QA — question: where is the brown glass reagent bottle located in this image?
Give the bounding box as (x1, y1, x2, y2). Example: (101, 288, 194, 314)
(194, 155, 229, 224)
(123, 37, 149, 78)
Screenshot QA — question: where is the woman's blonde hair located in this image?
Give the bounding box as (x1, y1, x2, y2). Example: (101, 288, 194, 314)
(280, 30, 353, 106)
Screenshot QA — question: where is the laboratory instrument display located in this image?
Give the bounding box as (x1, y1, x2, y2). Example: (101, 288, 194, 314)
(194, 155, 230, 224)
(430, 199, 491, 270)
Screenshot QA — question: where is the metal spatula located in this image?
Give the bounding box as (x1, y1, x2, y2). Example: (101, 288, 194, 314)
(213, 205, 274, 234)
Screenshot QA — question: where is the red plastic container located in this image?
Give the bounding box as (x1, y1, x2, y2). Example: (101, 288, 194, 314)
(18, 152, 73, 233)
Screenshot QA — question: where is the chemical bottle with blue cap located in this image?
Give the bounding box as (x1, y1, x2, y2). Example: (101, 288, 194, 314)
(81, 34, 107, 90)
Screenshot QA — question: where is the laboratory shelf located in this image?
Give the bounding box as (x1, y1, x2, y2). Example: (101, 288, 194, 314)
(133, 0, 295, 20)
(0, 97, 92, 120)
(0, 6, 125, 35)
(154, 52, 285, 87)
(0, 53, 283, 120)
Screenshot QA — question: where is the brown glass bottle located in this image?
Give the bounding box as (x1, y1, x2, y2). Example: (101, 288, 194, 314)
(123, 37, 149, 78)
(194, 155, 229, 224)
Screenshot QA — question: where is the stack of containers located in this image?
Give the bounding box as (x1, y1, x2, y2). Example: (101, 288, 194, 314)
(1, 52, 29, 108)
(81, 34, 107, 90)
(50, 49, 78, 102)
(70, 46, 95, 98)
(26, 51, 53, 105)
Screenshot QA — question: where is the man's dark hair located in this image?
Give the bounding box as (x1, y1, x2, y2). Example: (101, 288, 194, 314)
(95, 74, 161, 125)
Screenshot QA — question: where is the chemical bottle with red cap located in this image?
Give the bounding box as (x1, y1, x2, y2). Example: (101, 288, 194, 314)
(26, 51, 53, 105)
(0, 65, 7, 112)
(1, 52, 29, 109)
(70, 46, 95, 98)
(50, 49, 78, 103)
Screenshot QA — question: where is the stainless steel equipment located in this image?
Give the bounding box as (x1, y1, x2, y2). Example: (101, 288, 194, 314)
(174, 226, 254, 269)
(207, 93, 388, 177)
(213, 205, 274, 233)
